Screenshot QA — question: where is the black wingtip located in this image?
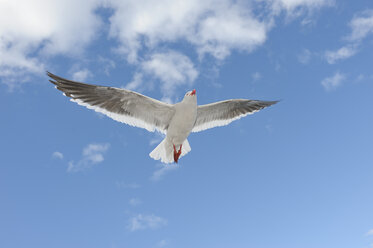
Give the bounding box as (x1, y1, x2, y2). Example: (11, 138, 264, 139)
(264, 100, 280, 106)
(47, 71, 58, 86)
(47, 71, 77, 85)
(46, 71, 60, 80)
(46, 71, 59, 82)
(269, 100, 280, 104)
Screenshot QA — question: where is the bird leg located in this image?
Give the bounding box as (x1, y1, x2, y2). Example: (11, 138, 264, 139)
(173, 144, 182, 163)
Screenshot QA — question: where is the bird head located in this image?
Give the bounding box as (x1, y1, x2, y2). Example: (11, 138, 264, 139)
(182, 89, 197, 104)
(185, 89, 196, 97)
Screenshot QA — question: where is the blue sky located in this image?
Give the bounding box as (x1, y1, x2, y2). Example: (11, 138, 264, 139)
(1, 0, 373, 247)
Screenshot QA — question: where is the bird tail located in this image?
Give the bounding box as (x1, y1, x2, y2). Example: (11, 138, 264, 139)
(149, 138, 191, 164)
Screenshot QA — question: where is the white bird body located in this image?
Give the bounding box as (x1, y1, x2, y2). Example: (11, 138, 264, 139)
(168, 94, 197, 145)
(150, 90, 197, 163)
(48, 72, 278, 163)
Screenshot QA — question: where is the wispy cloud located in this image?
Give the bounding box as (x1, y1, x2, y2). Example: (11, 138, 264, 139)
(347, 10, 373, 42)
(325, 45, 358, 64)
(52, 151, 64, 160)
(324, 9, 373, 64)
(98, 56, 116, 76)
(298, 48, 312, 64)
(129, 198, 142, 207)
(251, 72, 262, 81)
(67, 143, 110, 173)
(157, 239, 169, 247)
(128, 214, 167, 231)
(271, 0, 334, 12)
(125, 72, 143, 91)
(151, 164, 179, 182)
(354, 73, 367, 83)
(321, 72, 345, 91)
(72, 68, 92, 81)
(265, 0, 334, 22)
(367, 229, 373, 236)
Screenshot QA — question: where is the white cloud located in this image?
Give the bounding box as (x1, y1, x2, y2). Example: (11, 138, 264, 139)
(106, 0, 271, 62)
(67, 143, 110, 173)
(321, 72, 345, 91)
(263, 0, 334, 19)
(72, 68, 92, 81)
(129, 198, 142, 206)
(111, 0, 328, 62)
(125, 72, 143, 91)
(274, 0, 334, 11)
(106, 0, 332, 63)
(1, 0, 333, 89)
(128, 214, 167, 231)
(98, 56, 116, 76)
(151, 163, 179, 181)
(325, 45, 358, 64)
(141, 51, 198, 98)
(0, 0, 102, 83)
(324, 9, 373, 64)
(52, 151, 64, 159)
(160, 96, 174, 104)
(126, 50, 198, 99)
(367, 229, 373, 236)
(194, 3, 268, 59)
(347, 10, 373, 42)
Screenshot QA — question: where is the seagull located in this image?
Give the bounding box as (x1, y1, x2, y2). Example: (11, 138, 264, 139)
(48, 72, 278, 163)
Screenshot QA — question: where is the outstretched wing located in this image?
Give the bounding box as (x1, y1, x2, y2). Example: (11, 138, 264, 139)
(48, 72, 175, 133)
(192, 99, 278, 132)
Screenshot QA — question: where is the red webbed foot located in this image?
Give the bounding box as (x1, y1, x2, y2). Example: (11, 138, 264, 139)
(173, 144, 182, 163)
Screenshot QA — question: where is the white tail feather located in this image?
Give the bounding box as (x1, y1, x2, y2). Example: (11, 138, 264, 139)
(149, 138, 191, 163)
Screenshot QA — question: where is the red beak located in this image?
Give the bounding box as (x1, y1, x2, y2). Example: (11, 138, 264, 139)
(191, 89, 196, 96)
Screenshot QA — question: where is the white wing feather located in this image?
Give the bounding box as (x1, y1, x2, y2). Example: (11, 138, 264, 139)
(192, 99, 278, 132)
(48, 72, 175, 133)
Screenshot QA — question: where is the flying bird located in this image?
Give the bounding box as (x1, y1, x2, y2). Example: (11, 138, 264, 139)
(48, 72, 278, 163)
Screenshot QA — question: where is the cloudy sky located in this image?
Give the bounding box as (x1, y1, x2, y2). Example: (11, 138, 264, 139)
(1, 0, 373, 247)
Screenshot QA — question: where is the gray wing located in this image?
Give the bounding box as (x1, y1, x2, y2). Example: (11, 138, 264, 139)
(48, 72, 175, 133)
(192, 99, 278, 132)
